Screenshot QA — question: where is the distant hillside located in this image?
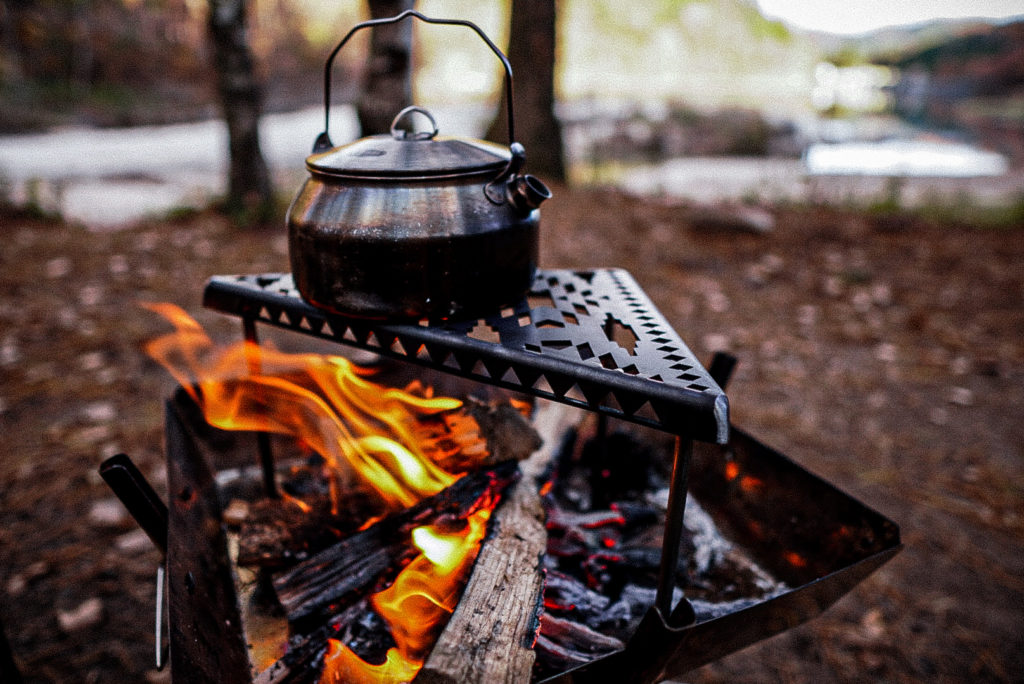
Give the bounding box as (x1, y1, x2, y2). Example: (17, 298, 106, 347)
(804, 18, 1024, 163)
(885, 21, 1024, 162)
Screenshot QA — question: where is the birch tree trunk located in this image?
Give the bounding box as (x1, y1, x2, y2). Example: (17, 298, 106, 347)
(208, 0, 273, 221)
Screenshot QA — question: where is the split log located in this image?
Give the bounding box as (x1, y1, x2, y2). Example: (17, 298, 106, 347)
(274, 464, 517, 626)
(424, 398, 542, 473)
(416, 400, 579, 684)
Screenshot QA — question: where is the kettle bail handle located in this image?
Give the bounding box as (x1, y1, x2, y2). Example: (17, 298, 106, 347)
(315, 10, 516, 153)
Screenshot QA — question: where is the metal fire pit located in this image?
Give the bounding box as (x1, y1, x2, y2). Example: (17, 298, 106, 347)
(154, 267, 899, 683)
(98, 267, 899, 682)
(158, 390, 899, 683)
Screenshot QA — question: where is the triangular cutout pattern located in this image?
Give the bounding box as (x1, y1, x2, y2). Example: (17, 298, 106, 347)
(614, 390, 646, 416)
(500, 367, 521, 385)
(426, 344, 449, 365)
(578, 381, 607, 407)
(397, 336, 422, 359)
(532, 374, 555, 396)
(564, 384, 587, 403)
(350, 325, 370, 345)
(633, 401, 658, 422)
(600, 392, 624, 414)
(546, 373, 575, 398)
(513, 366, 541, 389)
(482, 359, 510, 381)
(651, 400, 682, 427)
(453, 352, 477, 373)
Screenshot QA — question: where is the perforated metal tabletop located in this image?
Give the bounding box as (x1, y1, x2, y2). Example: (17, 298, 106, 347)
(203, 269, 728, 443)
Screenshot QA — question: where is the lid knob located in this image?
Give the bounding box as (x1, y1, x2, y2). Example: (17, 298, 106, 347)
(390, 106, 439, 141)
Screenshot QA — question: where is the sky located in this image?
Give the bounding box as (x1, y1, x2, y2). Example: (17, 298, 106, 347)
(756, 0, 1024, 35)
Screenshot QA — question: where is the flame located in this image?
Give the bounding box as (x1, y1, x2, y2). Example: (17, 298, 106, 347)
(145, 305, 501, 681)
(143, 303, 470, 510)
(320, 508, 491, 683)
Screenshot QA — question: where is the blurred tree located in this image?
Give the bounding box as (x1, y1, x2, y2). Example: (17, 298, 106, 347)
(358, 0, 415, 135)
(486, 0, 565, 181)
(208, 0, 273, 221)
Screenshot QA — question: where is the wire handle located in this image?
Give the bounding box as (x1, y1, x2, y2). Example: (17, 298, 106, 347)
(314, 10, 515, 153)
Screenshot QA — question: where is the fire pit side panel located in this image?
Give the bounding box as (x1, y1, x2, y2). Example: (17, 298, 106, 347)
(166, 396, 252, 684)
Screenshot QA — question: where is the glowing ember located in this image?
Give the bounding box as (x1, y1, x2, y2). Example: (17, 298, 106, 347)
(143, 303, 476, 511)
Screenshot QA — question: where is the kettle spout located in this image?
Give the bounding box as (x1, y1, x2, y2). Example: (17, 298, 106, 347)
(506, 174, 552, 214)
(486, 141, 553, 213)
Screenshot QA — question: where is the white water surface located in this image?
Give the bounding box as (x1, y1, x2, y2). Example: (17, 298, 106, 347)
(1, 107, 1018, 227)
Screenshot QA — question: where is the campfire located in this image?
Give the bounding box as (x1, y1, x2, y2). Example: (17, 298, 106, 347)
(96, 268, 900, 684)
(145, 304, 533, 682)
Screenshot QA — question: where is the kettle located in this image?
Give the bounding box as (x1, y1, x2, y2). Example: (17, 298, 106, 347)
(287, 11, 551, 320)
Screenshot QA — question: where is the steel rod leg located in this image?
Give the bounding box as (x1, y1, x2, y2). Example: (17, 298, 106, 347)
(655, 435, 695, 624)
(243, 318, 279, 498)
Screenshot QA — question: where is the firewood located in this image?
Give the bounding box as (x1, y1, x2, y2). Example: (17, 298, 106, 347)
(416, 400, 579, 684)
(253, 600, 374, 684)
(425, 398, 542, 472)
(273, 464, 517, 627)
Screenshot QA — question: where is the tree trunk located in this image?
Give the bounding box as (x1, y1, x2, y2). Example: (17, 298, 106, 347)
(208, 0, 273, 221)
(357, 0, 415, 136)
(487, 0, 565, 182)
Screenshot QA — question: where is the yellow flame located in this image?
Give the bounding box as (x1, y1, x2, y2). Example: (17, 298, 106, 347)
(143, 303, 463, 510)
(144, 304, 498, 682)
(411, 526, 466, 574)
(320, 509, 491, 683)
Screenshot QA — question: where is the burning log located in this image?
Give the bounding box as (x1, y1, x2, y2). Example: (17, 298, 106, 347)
(273, 463, 517, 627)
(416, 397, 542, 472)
(417, 400, 579, 684)
(237, 398, 539, 569)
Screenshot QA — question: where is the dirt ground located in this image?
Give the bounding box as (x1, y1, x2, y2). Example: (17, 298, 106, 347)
(1, 186, 1022, 683)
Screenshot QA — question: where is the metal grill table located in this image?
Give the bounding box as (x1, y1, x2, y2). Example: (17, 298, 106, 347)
(203, 269, 728, 443)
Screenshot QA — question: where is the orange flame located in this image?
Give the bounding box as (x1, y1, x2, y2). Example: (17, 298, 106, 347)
(320, 508, 491, 683)
(143, 303, 465, 510)
(145, 304, 500, 681)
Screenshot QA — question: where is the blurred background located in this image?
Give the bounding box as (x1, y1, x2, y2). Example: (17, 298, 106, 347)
(1, 1, 1023, 683)
(1, 0, 1023, 222)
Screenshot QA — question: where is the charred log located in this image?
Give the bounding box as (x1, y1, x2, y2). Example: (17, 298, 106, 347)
(273, 463, 517, 627)
(534, 614, 625, 678)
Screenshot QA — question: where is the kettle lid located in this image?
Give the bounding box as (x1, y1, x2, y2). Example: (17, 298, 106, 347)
(306, 106, 510, 180)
